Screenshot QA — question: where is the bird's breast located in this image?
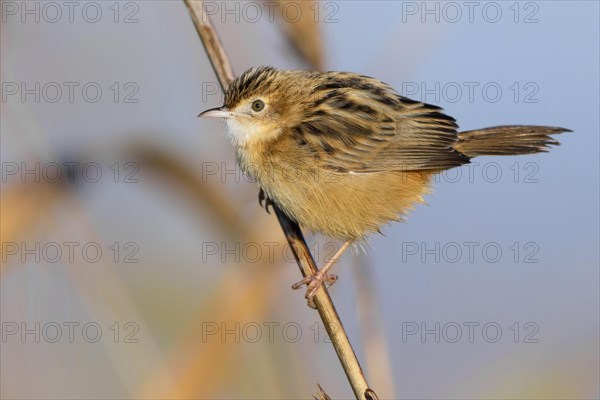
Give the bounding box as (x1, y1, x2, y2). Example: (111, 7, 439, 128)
(237, 142, 433, 241)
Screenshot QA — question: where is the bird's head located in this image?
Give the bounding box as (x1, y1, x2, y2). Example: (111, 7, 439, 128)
(199, 66, 309, 147)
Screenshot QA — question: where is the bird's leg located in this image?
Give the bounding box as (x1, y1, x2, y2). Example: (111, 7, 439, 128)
(292, 240, 352, 307)
(258, 187, 274, 214)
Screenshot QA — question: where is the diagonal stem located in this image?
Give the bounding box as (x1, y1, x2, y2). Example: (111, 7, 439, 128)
(182, 1, 378, 399)
(274, 210, 376, 400)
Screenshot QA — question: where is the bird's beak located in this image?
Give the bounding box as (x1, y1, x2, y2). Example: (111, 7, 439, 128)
(197, 106, 231, 119)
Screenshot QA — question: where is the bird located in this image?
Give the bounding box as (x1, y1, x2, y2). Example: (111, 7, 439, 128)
(199, 66, 570, 305)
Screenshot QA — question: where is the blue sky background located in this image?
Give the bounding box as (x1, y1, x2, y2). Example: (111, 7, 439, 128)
(2, 1, 598, 399)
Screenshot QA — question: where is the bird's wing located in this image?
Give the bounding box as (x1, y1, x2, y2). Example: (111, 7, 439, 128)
(291, 77, 470, 173)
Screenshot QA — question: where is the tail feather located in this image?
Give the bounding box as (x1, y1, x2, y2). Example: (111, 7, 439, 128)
(454, 125, 571, 158)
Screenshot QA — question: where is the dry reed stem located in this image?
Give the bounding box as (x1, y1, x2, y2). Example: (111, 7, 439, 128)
(275, 0, 324, 70)
(182, 1, 378, 399)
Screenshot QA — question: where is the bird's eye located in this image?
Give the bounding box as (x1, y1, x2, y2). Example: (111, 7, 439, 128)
(251, 99, 265, 112)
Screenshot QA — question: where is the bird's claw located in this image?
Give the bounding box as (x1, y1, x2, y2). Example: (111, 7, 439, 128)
(258, 188, 274, 214)
(292, 270, 338, 309)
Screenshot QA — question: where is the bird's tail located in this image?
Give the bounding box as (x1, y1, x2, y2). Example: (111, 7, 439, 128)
(454, 125, 571, 158)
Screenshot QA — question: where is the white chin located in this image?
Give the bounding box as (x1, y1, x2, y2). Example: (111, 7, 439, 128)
(225, 118, 262, 146)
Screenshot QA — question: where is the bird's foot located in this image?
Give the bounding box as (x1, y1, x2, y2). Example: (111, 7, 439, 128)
(258, 188, 274, 214)
(292, 270, 338, 309)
